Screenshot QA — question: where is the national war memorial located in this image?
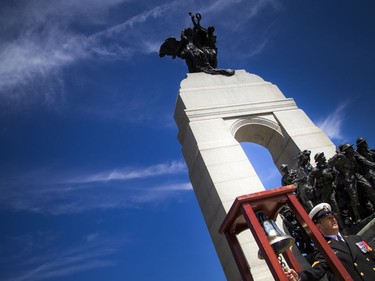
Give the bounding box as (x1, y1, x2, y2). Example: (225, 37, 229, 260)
(159, 12, 375, 281)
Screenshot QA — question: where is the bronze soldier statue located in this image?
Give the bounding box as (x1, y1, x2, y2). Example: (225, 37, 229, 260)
(356, 137, 375, 162)
(294, 150, 315, 212)
(280, 164, 297, 186)
(308, 152, 342, 227)
(356, 137, 375, 188)
(329, 144, 375, 224)
(297, 150, 313, 175)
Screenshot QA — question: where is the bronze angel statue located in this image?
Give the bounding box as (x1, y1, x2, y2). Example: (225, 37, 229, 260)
(159, 12, 234, 76)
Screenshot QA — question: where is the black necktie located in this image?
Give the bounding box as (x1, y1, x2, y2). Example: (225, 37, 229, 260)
(337, 235, 345, 243)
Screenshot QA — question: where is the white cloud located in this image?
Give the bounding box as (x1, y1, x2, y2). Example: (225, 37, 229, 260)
(315, 102, 349, 142)
(0, 0, 282, 100)
(0, 0, 285, 120)
(247, 39, 268, 57)
(70, 161, 186, 183)
(8, 260, 116, 281)
(0, 33, 74, 99)
(3, 232, 126, 281)
(0, 1, 179, 101)
(200, 0, 243, 15)
(131, 182, 193, 203)
(84, 232, 101, 242)
(200, 0, 282, 32)
(100, 1, 179, 34)
(0, 161, 190, 215)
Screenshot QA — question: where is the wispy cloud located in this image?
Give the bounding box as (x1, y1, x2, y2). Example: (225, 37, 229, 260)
(315, 102, 349, 142)
(132, 182, 192, 203)
(201, 0, 280, 21)
(0, 0, 283, 105)
(247, 39, 268, 57)
(1, 232, 126, 281)
(0, 161, 191, 215)
(91, 1, 181, 40)
(192, 0, 283, 62)
(0, 1, 179, 102)
(70, 161, 186, 183)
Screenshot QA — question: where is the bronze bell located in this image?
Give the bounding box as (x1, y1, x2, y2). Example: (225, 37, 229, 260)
(257, 212, 295, 259)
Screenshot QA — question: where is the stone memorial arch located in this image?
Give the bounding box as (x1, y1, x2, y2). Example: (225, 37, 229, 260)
(174, 70, 336, 281)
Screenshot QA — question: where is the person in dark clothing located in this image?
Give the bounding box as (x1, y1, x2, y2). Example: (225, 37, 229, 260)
(285, 203, 375, 281)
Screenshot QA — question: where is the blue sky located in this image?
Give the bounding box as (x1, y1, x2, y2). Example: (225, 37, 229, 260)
(1, 1, 375, 281)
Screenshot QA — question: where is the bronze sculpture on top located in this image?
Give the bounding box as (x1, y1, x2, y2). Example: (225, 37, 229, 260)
(159, 12, 235, 76)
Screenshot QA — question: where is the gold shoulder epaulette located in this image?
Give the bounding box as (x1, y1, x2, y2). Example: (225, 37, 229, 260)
(312, 261, 320, 267)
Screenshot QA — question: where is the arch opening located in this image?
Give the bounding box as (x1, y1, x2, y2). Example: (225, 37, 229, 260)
(230, 117, 290, 189)
(240, 142, 281, 189)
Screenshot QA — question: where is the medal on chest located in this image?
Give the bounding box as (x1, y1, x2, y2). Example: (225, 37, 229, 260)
(355, 241, 373, 253)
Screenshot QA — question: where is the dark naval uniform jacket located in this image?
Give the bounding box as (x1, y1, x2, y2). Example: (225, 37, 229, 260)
(299, 235, 375, 281)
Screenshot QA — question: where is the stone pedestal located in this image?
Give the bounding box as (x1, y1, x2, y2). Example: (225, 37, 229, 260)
(174, 70, 336, 281)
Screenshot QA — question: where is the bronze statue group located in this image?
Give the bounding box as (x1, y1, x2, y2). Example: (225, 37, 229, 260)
(280, 138, 375, 259)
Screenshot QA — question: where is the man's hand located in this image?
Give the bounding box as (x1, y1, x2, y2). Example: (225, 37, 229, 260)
(284, 268, 299, 281)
